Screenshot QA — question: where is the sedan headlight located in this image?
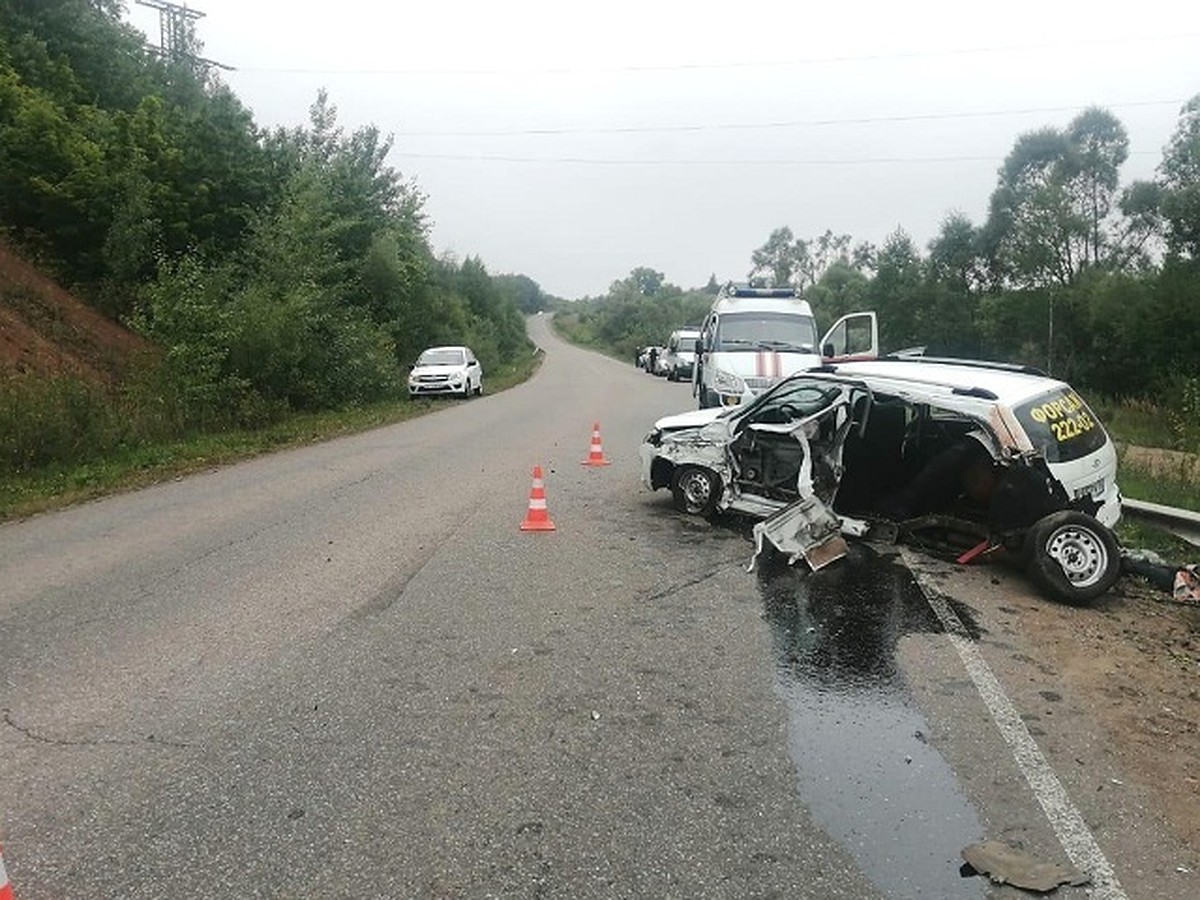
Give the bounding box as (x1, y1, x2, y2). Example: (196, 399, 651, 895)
(713, 369, 745, 394)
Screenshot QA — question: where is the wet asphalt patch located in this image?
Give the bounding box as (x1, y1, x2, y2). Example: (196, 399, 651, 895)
(756, 543, 988, 898)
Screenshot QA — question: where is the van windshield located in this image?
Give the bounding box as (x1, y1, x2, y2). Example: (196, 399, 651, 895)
(715, 312, 818, 353)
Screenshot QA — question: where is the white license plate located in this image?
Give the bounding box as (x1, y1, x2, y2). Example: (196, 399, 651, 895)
(1073, 477, 1104, 499)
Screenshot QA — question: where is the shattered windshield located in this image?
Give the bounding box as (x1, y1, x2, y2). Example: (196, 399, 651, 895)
(742, 378, 847, 427)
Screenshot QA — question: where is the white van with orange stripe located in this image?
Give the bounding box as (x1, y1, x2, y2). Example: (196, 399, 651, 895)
(694, 283, 877, 408)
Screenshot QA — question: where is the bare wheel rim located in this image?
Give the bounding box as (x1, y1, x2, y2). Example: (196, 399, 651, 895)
(679, 470, 712, 510)
(1044, 524, 1108, 588)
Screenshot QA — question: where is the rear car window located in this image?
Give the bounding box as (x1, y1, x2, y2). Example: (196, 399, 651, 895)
(1013, 386, 1108, 463)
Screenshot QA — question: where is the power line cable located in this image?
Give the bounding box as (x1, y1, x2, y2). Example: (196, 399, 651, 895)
(399, 99, 1188, 138)
(391, 149, 1162, 167)
(232, 32, 1200, 77)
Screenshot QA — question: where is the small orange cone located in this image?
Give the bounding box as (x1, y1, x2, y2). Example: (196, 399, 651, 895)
(0, 843, 13, 900)
(520, 465, 556, 531)
(581, 422, 612, 467)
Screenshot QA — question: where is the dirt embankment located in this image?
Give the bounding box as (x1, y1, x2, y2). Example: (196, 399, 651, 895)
(0, 240, 153, 382)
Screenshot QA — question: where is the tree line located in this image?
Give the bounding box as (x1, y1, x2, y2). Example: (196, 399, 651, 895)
(557, 103, 1200, 445)
(0, 0, 549, 456)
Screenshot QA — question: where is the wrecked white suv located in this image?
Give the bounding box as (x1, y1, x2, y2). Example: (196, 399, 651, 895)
(640, 357, 1123, 604)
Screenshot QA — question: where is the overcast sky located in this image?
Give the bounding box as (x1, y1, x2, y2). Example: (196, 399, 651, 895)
(124, 1, 1200, 299)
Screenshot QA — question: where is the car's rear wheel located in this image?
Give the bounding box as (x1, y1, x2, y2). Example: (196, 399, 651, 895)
(1024, 511, 1120, 604)
(671, 466, 721, 516)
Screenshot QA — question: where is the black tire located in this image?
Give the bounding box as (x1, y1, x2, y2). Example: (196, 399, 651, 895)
(1024, 511, 1120, 604)
(475, 380, 484, 396)
(671, 466, 721, 516)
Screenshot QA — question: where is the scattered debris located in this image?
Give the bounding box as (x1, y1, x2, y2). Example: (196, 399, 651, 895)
(1122, 551, 1200, 603)
(960, 840, 1090, 893)
(1175, 564, 1200, 603)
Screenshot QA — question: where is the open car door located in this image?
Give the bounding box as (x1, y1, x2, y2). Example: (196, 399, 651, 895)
(821, 311, 878, 362)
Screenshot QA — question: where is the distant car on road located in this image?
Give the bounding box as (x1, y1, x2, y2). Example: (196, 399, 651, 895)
(641, 356, 1123, 604)
(408, 346, 483, 399)
(639, 346, 666, 375)
(663, 327, 702, 382)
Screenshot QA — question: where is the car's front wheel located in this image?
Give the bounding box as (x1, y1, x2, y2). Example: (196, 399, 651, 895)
(1024, 511, 1120, 604)
(671, 466, 721, 516)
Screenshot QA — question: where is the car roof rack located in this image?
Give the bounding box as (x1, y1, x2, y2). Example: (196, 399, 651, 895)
(877, 353, 1047, 377)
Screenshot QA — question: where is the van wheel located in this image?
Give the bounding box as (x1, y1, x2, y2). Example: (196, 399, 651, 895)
(671, 466, 721, 516)
(1025, 511, 1120, 604)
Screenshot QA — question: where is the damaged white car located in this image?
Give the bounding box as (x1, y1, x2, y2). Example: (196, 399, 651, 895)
(640, 357, 1124, 604)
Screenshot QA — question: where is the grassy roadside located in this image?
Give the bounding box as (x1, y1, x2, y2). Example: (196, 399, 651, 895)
(1112, 444, 1200, 563)
(0, 353, 541, 522)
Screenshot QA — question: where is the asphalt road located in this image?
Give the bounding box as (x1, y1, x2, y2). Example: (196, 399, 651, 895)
(2, 317, 1195, 899)
(1, 317, 879, 898)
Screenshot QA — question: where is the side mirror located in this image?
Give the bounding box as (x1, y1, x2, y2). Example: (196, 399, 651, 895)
(822, 342, 835, 359)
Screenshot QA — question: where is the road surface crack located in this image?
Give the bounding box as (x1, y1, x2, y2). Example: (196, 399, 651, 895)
(2, 709, 194, 749)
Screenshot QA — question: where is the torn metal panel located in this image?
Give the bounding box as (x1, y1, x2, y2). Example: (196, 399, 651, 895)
(652, 437, 729, 473)
(750, 495, 848, 572)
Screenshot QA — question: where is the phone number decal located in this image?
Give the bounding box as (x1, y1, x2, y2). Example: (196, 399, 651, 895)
(1029, 392, 1095, 442)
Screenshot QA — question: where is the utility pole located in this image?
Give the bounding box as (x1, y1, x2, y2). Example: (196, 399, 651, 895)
(135, 0, 233, 72)
(1047, 292, 1055, 375)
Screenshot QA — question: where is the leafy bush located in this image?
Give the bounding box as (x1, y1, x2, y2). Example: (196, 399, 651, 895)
(1167, 375, 1200, 454)
(0, 374, 123, 471)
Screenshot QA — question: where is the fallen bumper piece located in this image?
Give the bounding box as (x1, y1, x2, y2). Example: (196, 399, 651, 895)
(749, 495, 848, 572)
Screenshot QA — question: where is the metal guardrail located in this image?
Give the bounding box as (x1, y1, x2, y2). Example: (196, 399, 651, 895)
(1122, 498, 1200, 548)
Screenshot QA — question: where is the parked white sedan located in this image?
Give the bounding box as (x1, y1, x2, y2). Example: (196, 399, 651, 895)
(408, 346, 483, 398)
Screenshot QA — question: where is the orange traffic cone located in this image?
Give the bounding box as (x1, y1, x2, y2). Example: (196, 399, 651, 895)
(0, 843, 12, 900)
(519, 465, 556, 531)
(581, 422, 611, 467)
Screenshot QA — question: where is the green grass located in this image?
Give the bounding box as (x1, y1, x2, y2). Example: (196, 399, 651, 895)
(1093, 396, 1179, 449)
(0, 352, 541, 522)
(1114, 519, 1197, 564)
(1116, 452, 1200, 509)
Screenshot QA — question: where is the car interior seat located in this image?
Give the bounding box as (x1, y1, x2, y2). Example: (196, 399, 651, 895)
(834, 399, 910, 515)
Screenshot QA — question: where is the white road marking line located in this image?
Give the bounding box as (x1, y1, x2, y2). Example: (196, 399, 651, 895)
(919, 586, 1127, 900)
